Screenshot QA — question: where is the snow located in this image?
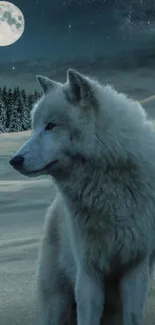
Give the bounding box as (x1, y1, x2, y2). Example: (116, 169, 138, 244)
(0, 131, 56, 324)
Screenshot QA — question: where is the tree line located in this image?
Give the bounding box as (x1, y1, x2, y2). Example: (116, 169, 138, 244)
(0, 86, 41, 133)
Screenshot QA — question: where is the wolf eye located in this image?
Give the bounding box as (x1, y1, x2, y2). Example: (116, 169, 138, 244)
(45, 122, 56, 131)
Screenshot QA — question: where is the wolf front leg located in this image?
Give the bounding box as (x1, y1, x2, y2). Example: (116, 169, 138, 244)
(36, 197, 76, 325)
(120, 259, 149, 325)
(36, 236, 75, 325)
(75, 269, 104, 325)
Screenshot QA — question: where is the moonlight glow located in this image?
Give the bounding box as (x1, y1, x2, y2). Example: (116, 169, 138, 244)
(0, 1, 25, 46)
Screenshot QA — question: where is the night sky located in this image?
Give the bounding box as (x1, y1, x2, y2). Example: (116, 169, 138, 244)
(0, 0, 154, 64)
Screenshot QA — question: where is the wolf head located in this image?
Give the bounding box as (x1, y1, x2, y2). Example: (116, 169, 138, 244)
(9, 69, 148, 179)
(9, 69, 102, 178)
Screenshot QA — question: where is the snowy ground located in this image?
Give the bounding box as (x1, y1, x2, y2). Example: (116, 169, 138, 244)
(0, 131, 56, 324)
(0, 127, 155, 324)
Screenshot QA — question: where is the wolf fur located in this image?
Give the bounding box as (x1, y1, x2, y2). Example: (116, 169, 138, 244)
(10, 69, 155, 325)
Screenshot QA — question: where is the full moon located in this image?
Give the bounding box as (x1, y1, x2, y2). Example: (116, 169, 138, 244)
(0, 1, 25, 46)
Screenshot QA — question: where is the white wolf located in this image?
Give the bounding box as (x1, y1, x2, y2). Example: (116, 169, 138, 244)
(10, 69, 155, 325)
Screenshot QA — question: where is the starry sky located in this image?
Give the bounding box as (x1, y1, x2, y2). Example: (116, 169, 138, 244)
(0, 0, 154, 64)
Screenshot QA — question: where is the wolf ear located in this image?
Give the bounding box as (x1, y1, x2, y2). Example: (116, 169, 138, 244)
(67, 69, 91, 102)
(36, 75, 57, 94)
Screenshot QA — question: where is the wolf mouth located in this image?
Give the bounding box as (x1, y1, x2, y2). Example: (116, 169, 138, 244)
(13, 160, 58, 176)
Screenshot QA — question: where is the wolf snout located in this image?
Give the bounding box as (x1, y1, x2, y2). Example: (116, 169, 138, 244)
(9, 155, 24, 169)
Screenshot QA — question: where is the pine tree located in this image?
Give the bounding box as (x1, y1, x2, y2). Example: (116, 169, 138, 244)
(2, 86, 7, 103)
(0, 85, 38, 132)
(27, 94, 34, 112)
(21, 89, 27, 105)
(8, 87, 23, 132)
(16, 95, 23, 115)
(14, 86, 21, 100)
(9, 98, 22, 132)
(13, 87, 21, 110)
(0, 123, 4, 133)
(24, 99, 31, 130)
(34, 90, 41, 101)
(0, 96, 6, 130)
(2, 86, 8, 127)
(18, 96, 30, 131)
(9, 109, 21, 132)
(6, 88, 14, 129)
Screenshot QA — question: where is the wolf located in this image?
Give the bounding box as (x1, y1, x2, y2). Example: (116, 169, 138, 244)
(10, 69, 155, 325)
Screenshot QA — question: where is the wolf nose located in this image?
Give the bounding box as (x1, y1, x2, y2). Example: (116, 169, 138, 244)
(9, 155, 24, 168)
